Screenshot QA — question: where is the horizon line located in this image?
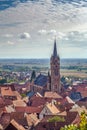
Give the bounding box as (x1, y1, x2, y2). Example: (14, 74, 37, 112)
(0, 58, 87, 59)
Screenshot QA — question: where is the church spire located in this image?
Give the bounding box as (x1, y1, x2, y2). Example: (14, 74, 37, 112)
(53, 38, 57, 57)
(50, 38, 61, 93)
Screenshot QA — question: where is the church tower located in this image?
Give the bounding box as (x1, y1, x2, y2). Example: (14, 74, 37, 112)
(50, 39, 61, 93)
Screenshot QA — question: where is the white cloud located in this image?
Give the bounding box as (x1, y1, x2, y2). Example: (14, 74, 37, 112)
(4, 34, 13, 38)
(0, 1, 87, 58)
(7, 41, 14, 45)
(47, 30, 87, 41)
(38, 29, 57, 36)
(56, 32, 66, 40)
(19, 32, 31, 39)
(38, 30, 47, 35)
(48, 29, 57, 35)
(47, 38, 53, 42)
(0, 0, 87, 34)
(64, 37, 69, 40)
(66, 31, 87, 41)
(38, 28, 87, 42)
(38, 29, 67, 40)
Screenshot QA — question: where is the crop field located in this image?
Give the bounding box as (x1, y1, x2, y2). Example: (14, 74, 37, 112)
(0, 58, 87, 79)
(60, 69, 87, 78)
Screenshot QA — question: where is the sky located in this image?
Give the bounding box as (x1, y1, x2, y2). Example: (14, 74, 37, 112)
(0, 0, 87, 59)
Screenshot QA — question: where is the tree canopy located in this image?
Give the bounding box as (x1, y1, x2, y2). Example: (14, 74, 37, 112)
(61, 111, 87, 130)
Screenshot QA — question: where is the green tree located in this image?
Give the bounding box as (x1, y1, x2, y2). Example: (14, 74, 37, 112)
(79, 111, 87, 130)
(60, 111, 87, 130)
(61, 124, 79, 130)
(21, 93, 26, 98)
(48, 116, 65, 123)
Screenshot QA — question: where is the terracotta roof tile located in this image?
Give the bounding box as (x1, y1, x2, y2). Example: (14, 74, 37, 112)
(45, 103, 60, 114)
(0, 112, 28, 129)
(15, 106, 43, 114)
(77, 101, 87, 108)
(44, 92, 62, 99)
(35, 112, 80, 130)
(29, 96, 62, 107)
(76, 86, 87, 97)
(13, 100, 26, 107)
(0, 113, 10, 129)
(10, 112, 28, 127)
(26, 113, 40, 126)
(5, 119, 26, 130)
(0, 97, 12, 107)
(1, 87, 15, 97)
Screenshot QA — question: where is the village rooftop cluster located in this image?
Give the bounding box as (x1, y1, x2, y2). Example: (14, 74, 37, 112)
(0, 40, 87, 130)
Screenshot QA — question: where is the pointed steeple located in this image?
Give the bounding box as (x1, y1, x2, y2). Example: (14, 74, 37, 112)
(53, 38, 57, 57)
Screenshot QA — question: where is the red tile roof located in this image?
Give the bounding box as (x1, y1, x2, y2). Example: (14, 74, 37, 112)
(15, 106, 43, 114)
(29, 96, 62, 107)
(10, 112, 28, 127)
(1, 87, 15, 97)
(76, 86, 87, 97)
(0, 112, 28, 129)
(44, 92, 62, 99)
(35, 112, 80, 130)
(0, 97, 12, 108)
(76, 101, 87, 109)
(0, 113, 10, 129)
(5, 119, 26, 130)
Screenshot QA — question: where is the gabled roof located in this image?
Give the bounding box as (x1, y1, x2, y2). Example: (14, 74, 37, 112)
(15, 106, 43, 114)
(0, 113, 10, 129)
(13, 100, 26, 107)
(0, 112, 28, 129)
(70, 104, 87, 114)
(61, 96, 75, 105)
(45, 103, 60, 114)
(0, 97, 13, 108)
(35, 92, 43, 97)
(29, 97, 52, 107)
(13, 91, 22, 100)
(0, 97, 6, 108)
(44, 92, 62, 99)
(76, 101, 87, 109)
(35, 112, 80, 130)
(34, 74, 47, 87)
(5, 119, 25, 130)
(66, 96, 75, 104)
(29, 96, 62, 107)
(5, 106, 15, 113)
(10, 112, 28, 127)
(26, 113, 40, 126)
(1, 87, 16, 97)
(57, 111, 67, 116)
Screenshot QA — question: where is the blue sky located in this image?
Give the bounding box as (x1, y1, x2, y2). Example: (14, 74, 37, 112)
(0, 0, 87, 58)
